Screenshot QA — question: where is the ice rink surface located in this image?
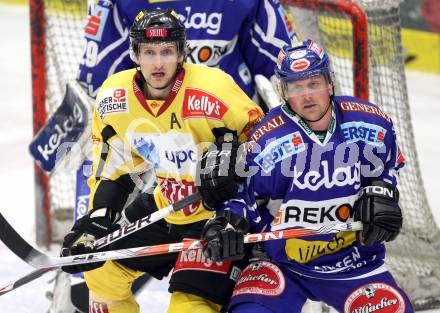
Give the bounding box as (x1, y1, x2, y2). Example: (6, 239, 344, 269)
(0, 3, 439, 312)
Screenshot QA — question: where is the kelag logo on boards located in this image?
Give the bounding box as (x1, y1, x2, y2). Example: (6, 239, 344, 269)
(182, 88, 228, 121)
(29, 82, 88, 172)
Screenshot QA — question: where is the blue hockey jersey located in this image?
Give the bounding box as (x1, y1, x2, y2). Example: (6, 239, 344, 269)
(227, 96, 405, 280)
(78, 0, 296, 98)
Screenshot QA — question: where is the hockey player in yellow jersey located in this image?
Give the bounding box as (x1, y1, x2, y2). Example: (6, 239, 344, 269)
(60, 8, 264, 313)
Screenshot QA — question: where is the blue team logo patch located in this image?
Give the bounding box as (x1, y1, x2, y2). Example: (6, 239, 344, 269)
(133, 137, 160, 168)
(341, 121, 386, 147)
(84, 5, 109, 42)
(254, 132, 305, 173)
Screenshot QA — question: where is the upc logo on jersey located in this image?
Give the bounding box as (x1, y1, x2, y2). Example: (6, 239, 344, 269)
(344, 283, 406, 313)
(254, 132, 305, 173)
(130, 132, 197, 175)
(182, 88, 228, 121)
(165, 149, 196, 169)
(84, 5, 110, 42)
(341, 121, 386, 147)
(97, 88, 129, 120)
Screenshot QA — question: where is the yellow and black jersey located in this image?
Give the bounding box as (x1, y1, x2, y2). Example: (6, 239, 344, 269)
(89, 63, 264, 225)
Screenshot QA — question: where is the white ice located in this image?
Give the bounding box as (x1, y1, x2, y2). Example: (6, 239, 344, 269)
(0, 3, 439, 312)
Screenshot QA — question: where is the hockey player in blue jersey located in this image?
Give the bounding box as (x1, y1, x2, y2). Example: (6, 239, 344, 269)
(199, 39, 414, 312)
(78, 0, 296, 105)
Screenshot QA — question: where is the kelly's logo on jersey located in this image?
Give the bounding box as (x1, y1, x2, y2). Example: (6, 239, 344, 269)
(340, 121, 386, 147)
(97, 88, 129, 120)
(182, 88, 228, 121)
(173, 241, 230, 275)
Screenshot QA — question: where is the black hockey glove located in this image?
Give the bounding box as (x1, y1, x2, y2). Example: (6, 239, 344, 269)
(354, 180, 403, 247)
(198, 132, 242, 210)
(201, 210, 249, 262)
(60, 208, 118, 274)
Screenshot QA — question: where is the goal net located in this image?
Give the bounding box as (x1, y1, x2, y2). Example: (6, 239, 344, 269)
(30, 0, 440, 309)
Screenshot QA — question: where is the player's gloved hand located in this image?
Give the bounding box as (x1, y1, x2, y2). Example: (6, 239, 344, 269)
(201, 210, 249, 261)
(354, 180, 403, 247)
(60, 208, 118, 274)
(116, 193, 153, 227)
(198, 131, 242, 210)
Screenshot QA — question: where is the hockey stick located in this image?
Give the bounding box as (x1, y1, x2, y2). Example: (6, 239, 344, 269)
(0, 192, 201, 296)
(254, 74, 283, 110)
(0, 220, 362, 296)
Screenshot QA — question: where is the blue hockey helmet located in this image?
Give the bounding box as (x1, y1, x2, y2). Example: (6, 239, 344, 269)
(274, 39, 333, 98)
